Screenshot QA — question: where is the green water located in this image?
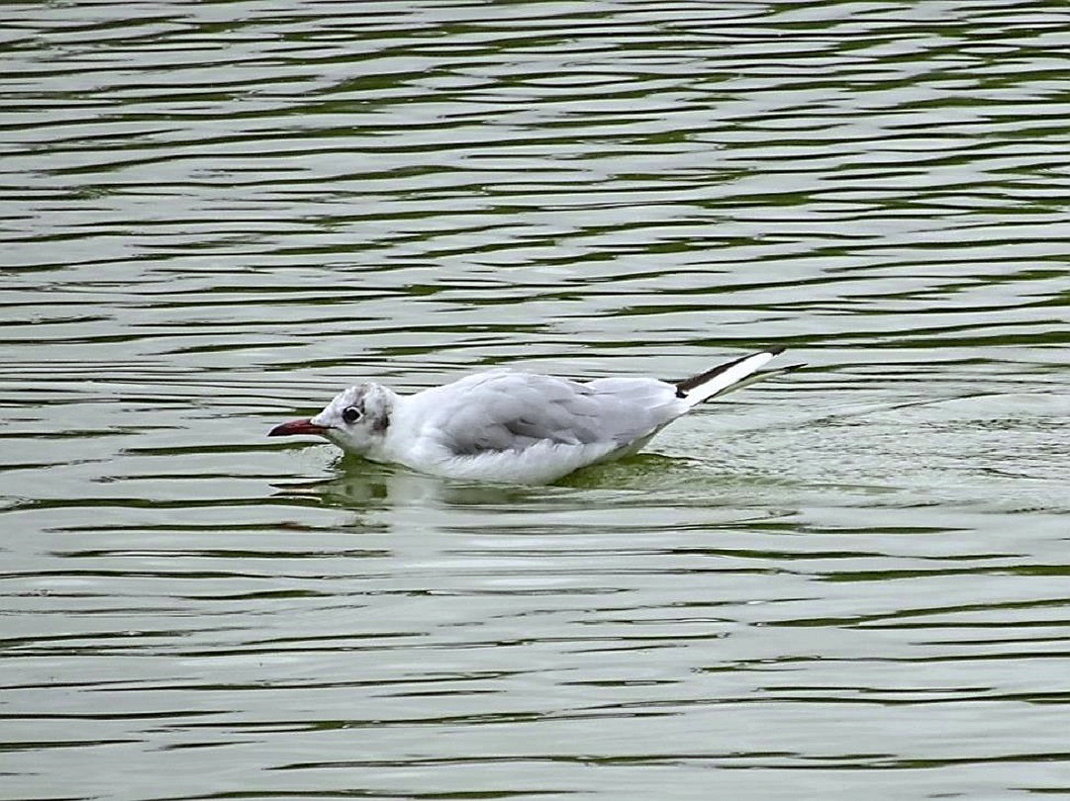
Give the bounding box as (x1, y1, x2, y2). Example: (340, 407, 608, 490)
(2, 1, 1069, 799)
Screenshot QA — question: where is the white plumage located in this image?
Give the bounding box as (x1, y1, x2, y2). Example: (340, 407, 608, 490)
(268, 347, 799, 484)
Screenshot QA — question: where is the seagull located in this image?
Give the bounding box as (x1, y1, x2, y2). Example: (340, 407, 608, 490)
(268, 346, 800, 485)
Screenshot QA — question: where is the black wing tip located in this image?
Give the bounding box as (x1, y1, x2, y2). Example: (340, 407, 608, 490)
(672, 345, 793, 397)
(673, 346, 786, 397)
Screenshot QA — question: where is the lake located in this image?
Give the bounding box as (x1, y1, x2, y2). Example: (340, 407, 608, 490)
(2, 1, 1069, 799)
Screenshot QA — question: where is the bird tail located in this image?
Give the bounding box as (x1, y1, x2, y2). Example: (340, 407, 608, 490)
(673, 346, 802, 407)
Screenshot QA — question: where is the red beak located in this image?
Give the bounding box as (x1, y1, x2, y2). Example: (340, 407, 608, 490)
(267, 418, 329, 437)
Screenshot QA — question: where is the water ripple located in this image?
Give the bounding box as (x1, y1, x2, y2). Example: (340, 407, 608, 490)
(3, 1, 1070, 799)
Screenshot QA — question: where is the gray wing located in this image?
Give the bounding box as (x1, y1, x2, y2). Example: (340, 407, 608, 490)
(423, 371, 685, 456)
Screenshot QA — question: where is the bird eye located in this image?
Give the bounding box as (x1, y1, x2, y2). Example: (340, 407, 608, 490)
(342, 405, 363, 424)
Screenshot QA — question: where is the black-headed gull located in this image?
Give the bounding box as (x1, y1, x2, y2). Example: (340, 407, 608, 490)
(269, 346, 800, 484)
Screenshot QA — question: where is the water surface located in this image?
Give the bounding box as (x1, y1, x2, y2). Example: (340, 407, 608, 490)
(3, 1, 1069, 799)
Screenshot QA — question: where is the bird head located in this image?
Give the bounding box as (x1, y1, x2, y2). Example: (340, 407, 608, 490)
(268, 383, 395, 454)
